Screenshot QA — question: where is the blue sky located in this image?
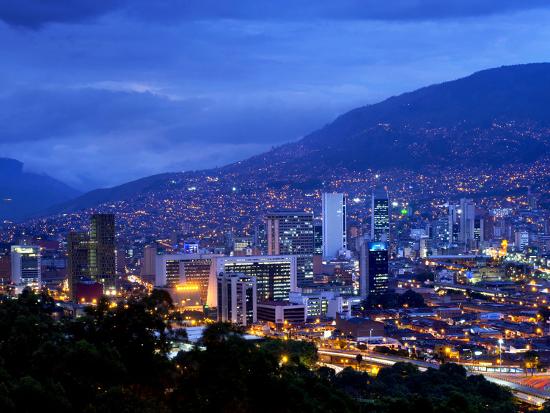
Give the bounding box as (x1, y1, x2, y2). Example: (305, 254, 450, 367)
(1, 1, 550, 190)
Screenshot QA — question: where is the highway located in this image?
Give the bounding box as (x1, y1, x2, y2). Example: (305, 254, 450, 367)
(318, 348, 549, 407)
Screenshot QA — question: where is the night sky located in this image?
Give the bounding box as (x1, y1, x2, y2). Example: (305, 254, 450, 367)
(1, 1, 550, 190)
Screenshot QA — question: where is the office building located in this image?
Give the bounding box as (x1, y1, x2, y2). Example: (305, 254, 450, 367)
(448, 204, 461, 245)
(214, 255, 296, 303)
(459, 198, 476, 247)
(360, 241, 389, 298)
(10, 245, 41, 287)
(266, 211, 314, 287)
(88, 214, 116, 293)
(257, 301, 306, 325)
(217, 272, 257, 326)
(289, 290, 349, 319)
(313, 221, 323, 256)
(322, 193, 347, 260)
(371, 190, 390, 242)
(155, 253, 218, 306)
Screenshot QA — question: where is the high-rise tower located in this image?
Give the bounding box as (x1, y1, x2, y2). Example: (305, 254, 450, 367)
(371, 190, 390, 242)
(322, 193, 347, 260)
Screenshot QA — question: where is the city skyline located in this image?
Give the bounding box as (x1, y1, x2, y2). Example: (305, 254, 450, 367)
(2, 2, 550, 411)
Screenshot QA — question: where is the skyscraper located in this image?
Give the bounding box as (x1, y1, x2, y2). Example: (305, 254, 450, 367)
(217, 272, 257, 326)
(266, 211, 314, 287)
(313, 221, 323, 256)
(371, 190, 390, 242)
(459, 198, 476, 247)
(10, 245, 41, 288)
(322, 192, 347, 260)
(88, 214, 116, 293)
(214, 255, 296, 303)
(67, 231, 90, 298)
(448, 203, 461, 245)
(360, 241, 389, 298)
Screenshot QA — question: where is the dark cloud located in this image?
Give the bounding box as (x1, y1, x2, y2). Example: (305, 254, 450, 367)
(2, 0, 550, 29)
(0, 0, 123, 28)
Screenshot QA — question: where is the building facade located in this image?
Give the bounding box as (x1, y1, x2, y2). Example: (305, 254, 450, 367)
(266, 211, 314, 287)
(217, 272, 257, 326)
(322, 192, 347, 260)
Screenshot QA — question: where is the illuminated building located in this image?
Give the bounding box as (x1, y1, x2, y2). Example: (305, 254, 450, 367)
(515, 230, 529, 251)
(432, 217, 450, 245)
(322, 192, 347, 260)
(448, 203, 461, 244)
(371, 190, 389, 242)
(155, 253, 218, 305)
(214, 255, 296, 303)
(360, 241, 389, 297)
(10, 245, 41, 287)
(313, 221, 323, 256)
(289, 290, 349, 319)
(266, 211, 314, 287)
(88, 214, 116, 293)
(217, 272, 257, 326)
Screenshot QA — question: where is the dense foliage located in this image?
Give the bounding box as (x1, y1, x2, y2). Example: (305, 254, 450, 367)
(364, 289, 426, 309)
(327, 362, 515, 413)
(0, 290, 516, 412)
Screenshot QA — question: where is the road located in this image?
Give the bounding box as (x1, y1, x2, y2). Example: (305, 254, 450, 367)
(318, 348, 549, 407)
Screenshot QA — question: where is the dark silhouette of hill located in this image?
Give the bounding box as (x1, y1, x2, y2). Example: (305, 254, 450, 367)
(0, 158, 80, 221)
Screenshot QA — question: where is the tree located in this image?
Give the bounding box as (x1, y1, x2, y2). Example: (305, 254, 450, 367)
(355, 354, 363, 369)
(398, 290, 426, 308)
(523, 350, 539, 376)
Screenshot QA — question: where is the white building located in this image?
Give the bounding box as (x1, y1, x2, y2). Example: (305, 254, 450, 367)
(11, 245, 41, 287)
(155, 253, 221, 306)
(289, 290, 350, 319)
(322, 193, 347, 260)
(213, 255, 297, 304)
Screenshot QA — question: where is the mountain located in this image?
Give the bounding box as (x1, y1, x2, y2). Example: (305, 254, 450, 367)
(0, 158, 81, 221)
(30, 63, 550, 221)
(238, 63, 550, 174)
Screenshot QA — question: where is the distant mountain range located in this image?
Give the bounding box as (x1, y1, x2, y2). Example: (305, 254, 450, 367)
(16, 63, 550, 222)
(0, 158, 80, 221)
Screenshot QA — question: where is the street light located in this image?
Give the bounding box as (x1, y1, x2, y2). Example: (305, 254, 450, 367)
(498, 338, 504, 368)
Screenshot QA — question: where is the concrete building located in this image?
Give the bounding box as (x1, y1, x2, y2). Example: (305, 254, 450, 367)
(322, 192, 347, 260)
(155, 253, 220, 306)
(214, 255, 297, 303)
(11, 245, 41, 287)
(88, 214, 116, 294)
(360, 241, 389, 298)
(266, 211, 314, 287)
(371, 190, 390, 242)
(257, 301, 306, 325)
(217, 272, 257, 326)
